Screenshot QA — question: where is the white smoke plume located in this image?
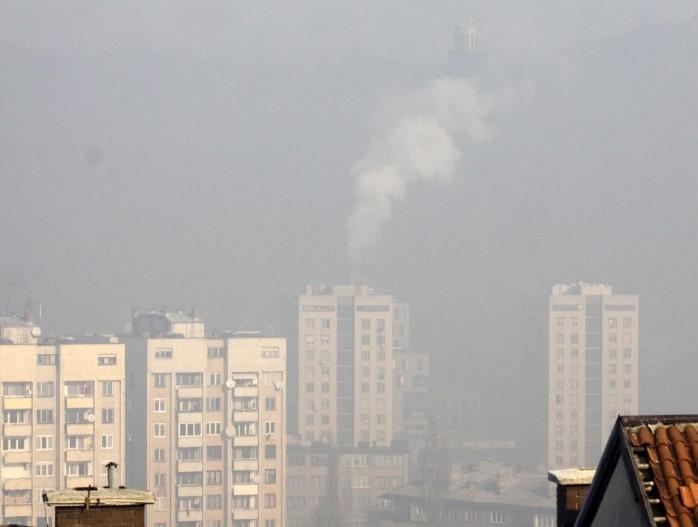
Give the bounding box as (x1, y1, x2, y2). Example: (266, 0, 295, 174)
(346, 77, 510, 263)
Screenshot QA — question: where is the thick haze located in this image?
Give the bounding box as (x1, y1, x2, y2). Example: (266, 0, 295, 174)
(2, 2, 697, 431)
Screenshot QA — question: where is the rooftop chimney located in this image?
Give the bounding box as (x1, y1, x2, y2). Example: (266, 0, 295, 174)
(106, 461, 119, 489)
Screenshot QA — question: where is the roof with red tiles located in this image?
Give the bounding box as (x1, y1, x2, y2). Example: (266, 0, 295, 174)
(576, 415, 698, 527)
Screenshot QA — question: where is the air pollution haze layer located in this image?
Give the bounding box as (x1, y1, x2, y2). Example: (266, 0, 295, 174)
(1, 2, 698, 427)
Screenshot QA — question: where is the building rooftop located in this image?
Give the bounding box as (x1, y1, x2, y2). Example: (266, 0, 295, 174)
(576, 415, 698, 527)
(548, 467, 597, 486)
(45, 487, 155, 507)
(383, 465, 553, 509)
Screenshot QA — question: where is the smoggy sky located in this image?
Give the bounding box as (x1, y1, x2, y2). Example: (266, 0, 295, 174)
(1, 1, 697, 430)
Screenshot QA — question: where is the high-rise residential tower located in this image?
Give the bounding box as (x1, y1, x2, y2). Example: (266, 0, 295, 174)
(288, 285, 395, 447)
(125, 310, 286, 527)
(547, 282, 639, 469)
(0, 320, 125, 527)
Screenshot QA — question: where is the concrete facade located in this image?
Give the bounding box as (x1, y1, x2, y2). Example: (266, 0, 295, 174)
(0, 334, 125, 527)
(547, 283, 639, 469)
(125, 311, 285, 527)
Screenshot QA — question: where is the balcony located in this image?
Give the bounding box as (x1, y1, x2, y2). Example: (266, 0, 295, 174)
(234, 386, 258, 398)
(66, 450, 94, 462)
(66, 423, 94, 436)
(232, 484, 258, 496)
(3, 504, 33, 518)
(177, 509, 202, 522)
(176, 386, 203, 399)
(233, 459, 258, 472)
(177, 485, 203, 497)
(232, 508, 258, 520)
(233, 410, 258, 422)
(177, 460, 203, 473)
(2, 424, 31, 437)
(177, 436, 203, 448)
(177, 412, 203, 424)
(2, 398, 32, 410)
(3, 478, 32, 491)
(233, 435, 258, 447)
(3, 451, 31, 464)
(65, 397, 94, 409)
(65, 476, 93, 488)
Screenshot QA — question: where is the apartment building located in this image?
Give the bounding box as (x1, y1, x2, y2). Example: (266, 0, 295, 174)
(547, 282, 639, 469)
(288, 285, 396, 447)
(286, 437, 408, 527)
(0, 324, 125, 527)
(125, 310, 285, 527)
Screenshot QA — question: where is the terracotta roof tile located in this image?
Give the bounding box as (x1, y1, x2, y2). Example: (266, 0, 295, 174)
(633, 422, 698, 527)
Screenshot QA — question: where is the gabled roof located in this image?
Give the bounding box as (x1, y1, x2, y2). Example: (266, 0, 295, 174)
(576, 415, 698, 527)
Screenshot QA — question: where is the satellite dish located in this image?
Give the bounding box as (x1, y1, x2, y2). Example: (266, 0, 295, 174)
(274, 382, 284, 391)
(225, 379, 236, 389)
(84, 412, 95, 423)
(31, 327, 42, 338)
(224, 426, 235, 438)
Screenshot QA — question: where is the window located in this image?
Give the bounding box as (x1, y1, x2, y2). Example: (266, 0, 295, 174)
(207, 422, 221, 435)
(154, 472, 166, 487)
(65, 462, 90, 476)
(207, 347, 224, 359)
(65, 381, 92, 397)
(623, 317, 633, 329)
(265, 397, 276, 411)
(153, 374, 167, 388)
(176, 373, 202, 386)
(36, 463, 54, 477)
(154, 448, 165, 463)
(623, 348, 632, 359)
(155, 498, 165, 511)
(322, 382, 330, 393)
(37, 354, 56, 365)
(3, 437, 29, 450)
(361, 335, 370, 346)
(361, 319, 371, 331)
(490, 511, 506, 523)
(206, 397, 221, 411)
(207, 446, 222, 460)
(37, 382, 54, 398)
(97, 355, 117, 366)
(362, 383, 369, 394)
(207, 470, 222, 485)
(265, 521, 276, 527)
(608, 318, 618, 329)
(262, 346, 279, 358)
(305, 318, 315, 329)
(178, 398, 202, 412)
(265, 469, 277, 484)
(555, 333, 564, 344)
(264, 493, 277, 508)
(177, 447, 202, 460)
(37, 409, 54, 424)
(102, 408, 114, 423)
(265, 421, 276, 435)
(207, 494, 222, 509)
(154, 399, 166, 412)
(179, 423, 201, 437)
(101, 435, 113, 449)
(37, 436, 54, 450)
(306, 382, 314, 393)
(209, 373, 222, 386)
(154, 423, 165, 438)
(177, 472, 202, 485)
(362, 351, 370, 361)
(101, 381, 114, 397)
(155, 348, 173, 359)
(233, 446, 258, 459)
(265, 445, 277, 459)
(321, 318, 330, 329)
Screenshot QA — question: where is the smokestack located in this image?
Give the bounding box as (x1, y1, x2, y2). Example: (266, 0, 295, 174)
(106, 462, 119, 489)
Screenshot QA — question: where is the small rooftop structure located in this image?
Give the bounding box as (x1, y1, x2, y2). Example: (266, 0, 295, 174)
(44, 463, 154, 527)
(548, 468, 596, 527)
(0, 314, 41, 344)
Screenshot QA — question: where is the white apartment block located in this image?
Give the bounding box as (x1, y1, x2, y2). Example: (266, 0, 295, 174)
(548, 282, 639, 469)
(125, 310, 285, 527)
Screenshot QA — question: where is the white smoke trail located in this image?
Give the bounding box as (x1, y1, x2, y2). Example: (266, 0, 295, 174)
(346, 77, 506, 263)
